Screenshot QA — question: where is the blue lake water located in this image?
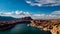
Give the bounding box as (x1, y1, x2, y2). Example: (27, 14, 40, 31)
(0, 22, 51, 34)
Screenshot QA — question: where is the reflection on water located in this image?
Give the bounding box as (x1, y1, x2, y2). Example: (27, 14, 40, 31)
(0, 22, 51, 34)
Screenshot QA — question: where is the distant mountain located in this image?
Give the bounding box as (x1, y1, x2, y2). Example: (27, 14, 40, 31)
(0, 16, 33, 21)
(22, 17, 33, 20)
(0, 16, 17, 21)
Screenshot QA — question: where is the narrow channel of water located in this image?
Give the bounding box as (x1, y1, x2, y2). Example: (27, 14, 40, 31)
(0, 22, 51, 34)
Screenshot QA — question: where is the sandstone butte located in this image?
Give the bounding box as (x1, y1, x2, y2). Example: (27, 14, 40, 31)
(29, 19, 60, 34)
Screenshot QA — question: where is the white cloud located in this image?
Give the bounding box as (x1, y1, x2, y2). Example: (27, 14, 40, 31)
(33, 14, 45, 16)
(31, 11, 60, 19)
(2, 12, 13, 15)
(26, 0, 31, 4)
(31, 14, 46, 19)
(0, 10, 60, 19)
(0, 12, 14, 16)
(51, 11, 60, 15)
(25, 0, 60, 7)
(31, 14, 59, 19)
(15, 10, 21, 15)
(0, 10, 31, 18)
(15, 10, 23, 15)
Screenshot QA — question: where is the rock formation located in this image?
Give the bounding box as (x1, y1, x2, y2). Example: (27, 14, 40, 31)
(0, 16, 60, 34)
(0, 17, 32, 30)
(29, 19, 60, 34)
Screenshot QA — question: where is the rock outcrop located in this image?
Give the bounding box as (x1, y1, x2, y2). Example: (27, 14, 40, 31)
(0, 17, 32, 30)
(29, 19, 60, 34)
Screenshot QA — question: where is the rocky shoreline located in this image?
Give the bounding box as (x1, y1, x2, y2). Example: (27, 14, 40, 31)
(0, 20, 31, 30)
(29, 19, 60, 34)
(0, 17, 32, 30)
(0, 16, 60, 34)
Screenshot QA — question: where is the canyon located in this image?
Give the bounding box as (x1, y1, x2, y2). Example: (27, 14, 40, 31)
(0, 17, 60, 34)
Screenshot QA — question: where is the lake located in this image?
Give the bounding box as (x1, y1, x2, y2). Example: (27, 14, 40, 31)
(0, 22, 51, 34)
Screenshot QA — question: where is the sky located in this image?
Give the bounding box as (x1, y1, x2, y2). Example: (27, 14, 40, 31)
(0, 0, 60, 19)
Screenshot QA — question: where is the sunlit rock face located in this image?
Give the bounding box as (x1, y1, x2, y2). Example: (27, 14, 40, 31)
(29, 19, 60, 34)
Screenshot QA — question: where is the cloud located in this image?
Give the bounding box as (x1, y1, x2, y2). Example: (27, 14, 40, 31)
(15, 10, 23, 15)
(25, 0, 60, 7)
(0, 10, 31, 18)
(0, 10, 60, 19)
(15, 10, 31, 18)
(15, 10, 21, 15)
(31, 10, 60, 19)
(26, 0, 31, 4)
(0, 12, 14, 16)
(51, 11, 60, 15)
(31, 14, 59, 19)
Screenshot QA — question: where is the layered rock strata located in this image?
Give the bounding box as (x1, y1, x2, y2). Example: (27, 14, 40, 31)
(29, 19, 60, 34)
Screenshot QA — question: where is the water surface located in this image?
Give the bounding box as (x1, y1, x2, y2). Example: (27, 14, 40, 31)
(0, 22, 51, 34)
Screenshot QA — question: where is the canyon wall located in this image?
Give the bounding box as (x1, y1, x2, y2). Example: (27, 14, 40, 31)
(29, 19, 60, 34)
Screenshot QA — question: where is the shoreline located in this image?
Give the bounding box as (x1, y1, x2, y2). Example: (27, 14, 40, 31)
(28, 19, 60, 34)
(0, 19, 60, 34)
